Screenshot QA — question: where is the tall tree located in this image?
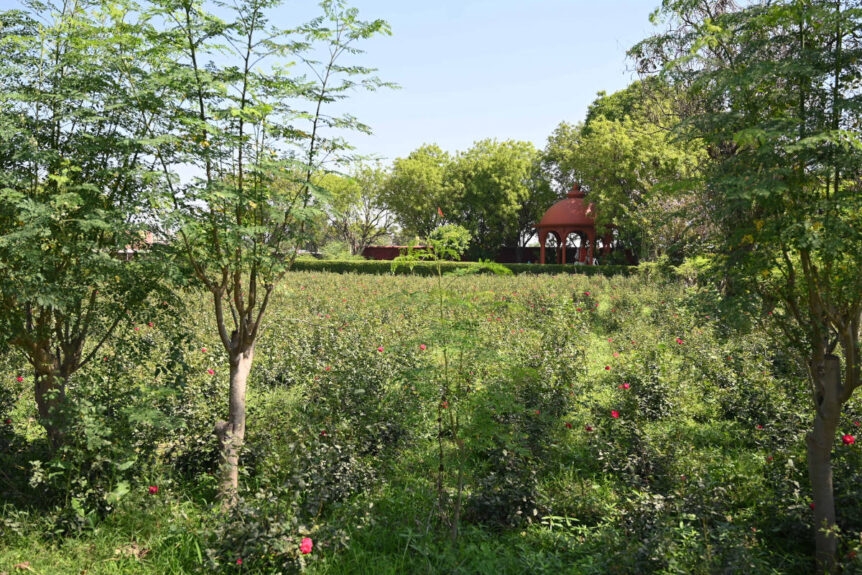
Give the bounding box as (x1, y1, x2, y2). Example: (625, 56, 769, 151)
(321, 163, 395, 255)
(448, 139, 541, 255)
(144, 0, 390, 501)
(633, 1, 862, 570)
(542, 83, 707, 262)
(0, 0, 164, 447)
(382, 144, 452, 238)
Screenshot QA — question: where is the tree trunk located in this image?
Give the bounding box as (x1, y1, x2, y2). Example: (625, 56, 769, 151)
(215, 343, 254, 505)
(33, 346, 66, 449)
(806, 354, 842, 574)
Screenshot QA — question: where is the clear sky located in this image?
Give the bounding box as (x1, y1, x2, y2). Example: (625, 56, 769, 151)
(285, 0, 662, 162)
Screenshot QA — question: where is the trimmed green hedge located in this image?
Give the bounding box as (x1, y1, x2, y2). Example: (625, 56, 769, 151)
(291, 258, 636, 277)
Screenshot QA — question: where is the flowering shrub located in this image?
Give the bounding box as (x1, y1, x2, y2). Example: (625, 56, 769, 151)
(1, 270, 858, 573)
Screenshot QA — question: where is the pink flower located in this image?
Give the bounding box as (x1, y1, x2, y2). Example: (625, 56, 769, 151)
(611, 410, 619, 419)
(420, 344, 427, 350)
(236, 558, 243, 565)
(147, 322, 154, 328)
(535, 410, 540, 415)
(756, 424, 763, 430)
(207, 369, 215, 375)
(613, 352, 619, 357)
(855, 421, 860, 427)
(618, 383, 630, 390)
(148, 485, 158, 495)
(842, 434, 856, 445)
(16, 376, 23, 382)
(324, 366, 331, 371)
(134, 326, 140, 331)
(201, 347, 207, 352)
(377, 346, 384, 353)
(300, 537, 313, 554)
(607, 338, 613, 342)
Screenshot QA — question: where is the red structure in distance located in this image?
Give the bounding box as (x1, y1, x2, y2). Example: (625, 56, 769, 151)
(537, 184, 611, 265)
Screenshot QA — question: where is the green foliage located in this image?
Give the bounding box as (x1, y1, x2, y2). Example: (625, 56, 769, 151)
(446, 139, 545, 255)
(4, 271, 853, 573)
(289, 258, 635, 277)
(541, 82, 707, 263)
(426, 224, 472, 260)
(0, 0, 170, 445)
(320, 164, 395, 255)
(382, 144, 453, 238)
(634, 4, 862, 564)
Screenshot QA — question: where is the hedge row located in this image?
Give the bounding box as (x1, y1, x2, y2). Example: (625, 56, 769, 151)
(290, 258, 636, 277)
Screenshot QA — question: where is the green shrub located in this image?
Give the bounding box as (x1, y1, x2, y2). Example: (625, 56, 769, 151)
(290, 258, 635, 277)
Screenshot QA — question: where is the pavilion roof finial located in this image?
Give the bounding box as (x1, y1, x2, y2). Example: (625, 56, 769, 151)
(567, 183, 585, 199)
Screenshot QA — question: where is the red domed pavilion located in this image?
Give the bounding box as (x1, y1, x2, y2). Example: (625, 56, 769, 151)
(537, 184, 612, 265)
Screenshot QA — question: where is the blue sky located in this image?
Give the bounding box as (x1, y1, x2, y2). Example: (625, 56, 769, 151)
(283, 0, 662, 161)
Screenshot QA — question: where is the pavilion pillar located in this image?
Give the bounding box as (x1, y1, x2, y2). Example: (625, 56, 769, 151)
(587, 231, 595, 265)
(561, 234, 566, 266)
(539, 232, 546, 264)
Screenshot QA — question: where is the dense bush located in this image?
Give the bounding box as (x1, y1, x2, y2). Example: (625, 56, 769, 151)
(1, 271, 860, 573)
(291, 258, 635, 277)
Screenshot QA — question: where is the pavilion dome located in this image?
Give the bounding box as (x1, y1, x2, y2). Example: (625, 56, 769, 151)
(537, 184, 595, 229)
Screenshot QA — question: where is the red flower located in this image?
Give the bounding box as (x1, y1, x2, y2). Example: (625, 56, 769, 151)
(201, 347, 207, 352)
(613, 352, 619, 357)
(756, 424, 763, 430)
(535, 410, 540, 414)
(605, 366, 610, 371)
(16, 376, 23, 382)
(134, 326, 140, 331)
(607, 338, 613, 342)
(4, 418, 11, 425)
(441, 401, 448, 409)
(842, 434, 856, 445)
(300, 537, 313, 554)
(810, 502, 815, 510)
(324, 366, 331, 371)
(147, 322, 154, 328)
(675, 338, 684, 345)
(420, 344, 427, 350)
(236, 558, 243, 565)
(855, 421, 860, 427)
(618, 383, 630, 390)
(766, 456, 773, 461)
(207, 369, 215, 375)
(611, 410, 619, 419)
(565, 422, 572, 429)
(585, 425, 593, 431)
(584, 292, 590, 296)
(148, 485, 158, 495)
(377, 346, 384, 353)
(576, 308, 582, 312)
